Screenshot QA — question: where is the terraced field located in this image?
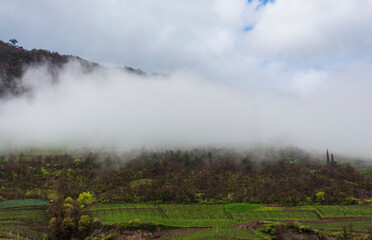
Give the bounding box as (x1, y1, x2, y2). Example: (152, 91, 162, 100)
(167, 228, 271, 240)
(1, 201, 372, 239)
(91, 203, 372, 238)
(293, 205, 372, 218)
(229, 210, 320, 221)
(92, 204, 239, 227)
(0, 200, 48, 239)
(305, 220, 372, 232)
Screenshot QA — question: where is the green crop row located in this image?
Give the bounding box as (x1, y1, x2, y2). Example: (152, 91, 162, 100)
(230, 211, 320, 221)
(93, 208, 165, 223)
(0, 199, 47, 207)
(90, 203, 157, 210)
(225, 203, 284, 211)
(167, 228, 271, 240)
(293, 205, 372, 217)
(0, 201, 48, 239)
(305, 220, 372, 232)
(160, 204, 227, 219)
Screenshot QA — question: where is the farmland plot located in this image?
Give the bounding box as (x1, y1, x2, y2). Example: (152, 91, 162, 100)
(294, 205, 372, 218)
(0, 200, 48, 239)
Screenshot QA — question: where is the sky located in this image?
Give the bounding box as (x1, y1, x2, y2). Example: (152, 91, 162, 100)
(1, 0, 372, 157)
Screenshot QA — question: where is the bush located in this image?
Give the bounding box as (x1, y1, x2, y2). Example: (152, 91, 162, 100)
(78, 191, 94, 208)
(64, 196, 74, 204)
(78, 215, 91, 231)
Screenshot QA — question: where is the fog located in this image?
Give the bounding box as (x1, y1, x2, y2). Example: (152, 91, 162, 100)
(1, 60, 372, 157)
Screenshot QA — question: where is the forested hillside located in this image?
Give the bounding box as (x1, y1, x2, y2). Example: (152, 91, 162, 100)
(1, 149, 371, 205)
(0, 40, 146, 97)
(0, 40, 100, 97)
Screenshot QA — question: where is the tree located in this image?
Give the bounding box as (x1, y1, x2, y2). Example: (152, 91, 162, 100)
(8, 39, 18, 45)
(337, 224, 355, 240)
(316, 191, 325, 202)
(326, 149, 330, 164)
(78, 215, 91, 237)
(77, 192, 94, 208)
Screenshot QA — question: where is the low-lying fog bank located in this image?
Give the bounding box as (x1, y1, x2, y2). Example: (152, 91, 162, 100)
(0, 60, 372, 159)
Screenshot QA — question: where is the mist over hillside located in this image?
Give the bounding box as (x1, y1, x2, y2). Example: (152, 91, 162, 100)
(0, 41, 371, 159)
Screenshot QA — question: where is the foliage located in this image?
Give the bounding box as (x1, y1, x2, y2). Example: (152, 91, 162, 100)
(316, 191, 325, 202)
(64, 196, 74, 204)
(78, 215, 91, 231)
(0, 39, 98, 97)
(262, 222, 327, 240)
(337, 225, 355, 240)
(0, 149, 371, 238)
(47, 195, 92, 239)
(78, 191, 94, 208)
(0, 150, 370, 205)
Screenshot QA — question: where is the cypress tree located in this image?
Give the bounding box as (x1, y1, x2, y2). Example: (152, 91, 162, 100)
(326, 149, 330, 164)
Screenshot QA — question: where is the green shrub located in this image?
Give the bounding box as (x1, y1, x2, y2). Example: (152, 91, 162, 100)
(78, 192, 94, 208)
(61, 217, 75, 232)
(78, 215, 91, 231)
(64, 196, 74, 204)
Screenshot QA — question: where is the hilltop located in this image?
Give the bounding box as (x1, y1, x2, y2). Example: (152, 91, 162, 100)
(0, 40, 145, 97)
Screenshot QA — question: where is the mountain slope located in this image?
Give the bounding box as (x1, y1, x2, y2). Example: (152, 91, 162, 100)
(0, 40, 146, 97)
(0, 40, 101, 97)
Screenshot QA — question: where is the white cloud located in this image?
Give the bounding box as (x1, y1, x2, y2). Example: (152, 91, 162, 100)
(0, 61, 371, 157)
(290, 70, 327, 95)
(0, 0, 372, 156)
(243, 0, 372, 64)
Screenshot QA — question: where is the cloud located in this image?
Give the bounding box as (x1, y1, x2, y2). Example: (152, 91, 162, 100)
(0, 0, 372, 157)
(0, 61, 372, 157)
(243, 0, 372, 64)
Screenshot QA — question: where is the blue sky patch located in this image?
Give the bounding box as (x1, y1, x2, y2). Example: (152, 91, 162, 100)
(243, 26, 254, 32)
(248, 0, 274, 8)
